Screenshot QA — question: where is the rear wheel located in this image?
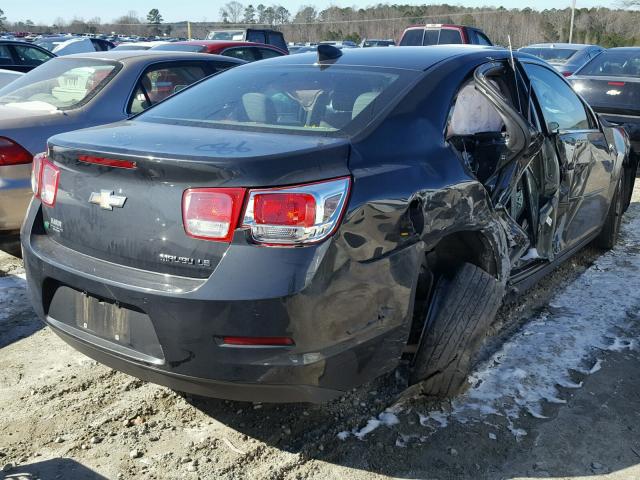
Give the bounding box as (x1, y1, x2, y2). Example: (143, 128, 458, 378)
(623, 156, 638, 213)
(410, 262, 504, 398)
(595, 176, 624, 250)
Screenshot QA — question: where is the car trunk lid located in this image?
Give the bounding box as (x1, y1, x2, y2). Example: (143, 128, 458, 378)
(572, 75, 640, 116)
(43, 121, 351, 278)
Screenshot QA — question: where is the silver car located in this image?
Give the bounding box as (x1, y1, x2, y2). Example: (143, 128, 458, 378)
(519, 43, 604, 77)
(0, 69, 23, 89)
(0, 50, 244, 236)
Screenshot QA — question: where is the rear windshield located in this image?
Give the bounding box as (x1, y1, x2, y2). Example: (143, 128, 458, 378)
(207, 30, 244, 41)
(151, 44, 206, 53)
(399, 29, 423, 46)
(577, 50, 640, 77)
(520, 48, 578, 64)
(137, 64, 419, 136)
(34, 38, 68, 52)
(0, 58, 120, 110)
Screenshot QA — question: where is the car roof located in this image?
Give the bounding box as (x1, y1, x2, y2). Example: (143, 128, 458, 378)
(523, 43, 599, 50)
(171, 40, 280, 49)
(607, 47, 640, 51)
(255, 45, 512, 71)
(58, 50, 246, 64)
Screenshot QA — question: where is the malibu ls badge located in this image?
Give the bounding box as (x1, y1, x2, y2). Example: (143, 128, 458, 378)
(89, 190, 127, 210)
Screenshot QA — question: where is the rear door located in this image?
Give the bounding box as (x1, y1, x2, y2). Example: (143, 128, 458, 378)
(523, 62, 612, 246)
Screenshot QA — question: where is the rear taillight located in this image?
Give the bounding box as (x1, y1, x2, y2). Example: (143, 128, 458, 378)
(242, 176, 351, 246)
(31, 152, 45, 196)
(182, 188, 246, 242)
(562, 71, 573, 77)
(0, 137, 32, 166)
(31, 152, 60, 207)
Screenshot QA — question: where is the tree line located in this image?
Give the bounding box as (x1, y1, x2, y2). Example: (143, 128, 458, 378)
(2, 4, 640, 47)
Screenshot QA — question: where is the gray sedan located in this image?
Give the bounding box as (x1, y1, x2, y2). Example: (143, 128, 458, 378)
(0, 50, 244, 236)
(519, 43, 604, 77)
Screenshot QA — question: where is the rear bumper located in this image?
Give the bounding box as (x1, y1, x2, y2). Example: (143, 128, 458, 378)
(21, 202, 420, 403)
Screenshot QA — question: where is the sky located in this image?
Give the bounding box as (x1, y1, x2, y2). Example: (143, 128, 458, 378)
(2, 0, 622, 24)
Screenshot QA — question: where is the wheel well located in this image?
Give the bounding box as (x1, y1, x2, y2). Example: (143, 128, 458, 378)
(428, 231, 498, 279)
(406, 231, 498, 347)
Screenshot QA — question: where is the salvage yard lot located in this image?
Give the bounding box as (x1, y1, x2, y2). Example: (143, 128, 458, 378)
(0, 187, 639, 479)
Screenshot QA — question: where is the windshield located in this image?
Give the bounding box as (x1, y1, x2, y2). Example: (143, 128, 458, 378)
(152, 44, 206, 53)
(577, 50, 640, 77)
(207, 30, 244, 41)
(137, 64, 418, 136)
(520, 48, 578, 64)
(0, 58, 120, 110)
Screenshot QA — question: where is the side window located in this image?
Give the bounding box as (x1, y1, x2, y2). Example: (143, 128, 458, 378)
(438, 29, 463, 45)
(13, 45, 52, 65)
(246, 31, 266, 44)
(399, 29, 424, 46)
(267, 32, 287, 51)
(523, 63, 591, 131)
(476, 33, 492, 46)
(128, 64, 208, 114)
(0, 45, 13, 66)
(222, 47, 258, 62)
(258, 48, 283, 60)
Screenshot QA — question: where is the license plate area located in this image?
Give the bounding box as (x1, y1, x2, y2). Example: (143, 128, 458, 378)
(47, 285, 164, 362)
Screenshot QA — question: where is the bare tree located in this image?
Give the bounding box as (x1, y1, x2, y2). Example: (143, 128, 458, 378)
(220, 1, 244, 24)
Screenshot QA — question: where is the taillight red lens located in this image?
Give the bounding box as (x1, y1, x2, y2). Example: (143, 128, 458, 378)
(561, 71, 573, 77)
(182, 188, 246, 242)
(0, 137, 32, 166)
(31, 152, 46, 196)
(254, 193, 316, 227)
(78, 155, 137, 169)
(40, 160, 60, 207)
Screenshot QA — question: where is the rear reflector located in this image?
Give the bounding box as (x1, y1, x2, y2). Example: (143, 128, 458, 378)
(221, 336, 295, 346)
(40, 159, 60, 207)
(608, 81, 626, 86)
(0, 137, 32, 166)
(78, 155, 137, 169)
(182, 188, 246, 242)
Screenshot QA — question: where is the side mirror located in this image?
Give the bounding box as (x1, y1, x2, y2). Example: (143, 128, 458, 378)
(548, 121, 560, 134)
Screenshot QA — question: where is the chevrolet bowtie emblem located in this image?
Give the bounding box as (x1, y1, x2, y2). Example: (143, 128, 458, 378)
(89, 190, 127, 210)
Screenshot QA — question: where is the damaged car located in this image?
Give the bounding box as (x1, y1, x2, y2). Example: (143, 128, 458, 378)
(21, 45, 630, 403)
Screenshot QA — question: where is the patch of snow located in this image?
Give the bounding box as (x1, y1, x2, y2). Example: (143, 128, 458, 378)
(409, 205, 640, 437)
(520, 248, 541, 261)
(337, 408, 401, 440)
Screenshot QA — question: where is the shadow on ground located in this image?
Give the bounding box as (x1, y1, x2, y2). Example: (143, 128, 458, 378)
(2, 458, 108, 480)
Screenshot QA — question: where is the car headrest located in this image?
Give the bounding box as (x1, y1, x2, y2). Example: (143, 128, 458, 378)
(242, 93, 276, 124)
(352, 92, 379, 120)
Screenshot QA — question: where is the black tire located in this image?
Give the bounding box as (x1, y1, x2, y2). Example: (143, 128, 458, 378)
(622, 159, 637, 213)
(410, 262, 504, 398)
(595, 176, 624, 250)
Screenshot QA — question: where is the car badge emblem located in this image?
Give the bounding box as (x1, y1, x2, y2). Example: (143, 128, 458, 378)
(89, 190, 127, 210)
(606, 89, 621, 96)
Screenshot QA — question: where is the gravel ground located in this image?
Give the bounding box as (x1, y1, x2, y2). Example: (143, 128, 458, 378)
(1, 186, 640, 480)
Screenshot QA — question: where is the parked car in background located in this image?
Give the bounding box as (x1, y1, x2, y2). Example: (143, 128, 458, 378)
(360, 39, 396, 47)
(0, 50, 244, 237)
(399, 24, 492, 46)
(288, 45, 317, 54)
(151, 40, 287, 62)
(570, 47, 640, 209)
(0, 40, 55, 72)
(520, 43, 604, 77)
(319, 40, 357, 48)
(0, 69, 23, 88)
(112, 41, 170, 51)
(21, 46, 629, 403)
(206, 28, 288, 52)
(35, 36, 115, 56)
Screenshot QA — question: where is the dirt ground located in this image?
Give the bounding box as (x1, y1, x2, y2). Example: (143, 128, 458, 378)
(1, 187, 640, 480)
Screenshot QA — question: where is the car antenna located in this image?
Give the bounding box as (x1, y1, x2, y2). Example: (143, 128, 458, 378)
(317, 44, 342, 63)
(507, 34, 523, 114)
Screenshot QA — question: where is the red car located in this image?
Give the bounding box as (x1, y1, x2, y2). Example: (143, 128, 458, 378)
(151, 40, 288, 62)
(399, 24, 492, 47)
